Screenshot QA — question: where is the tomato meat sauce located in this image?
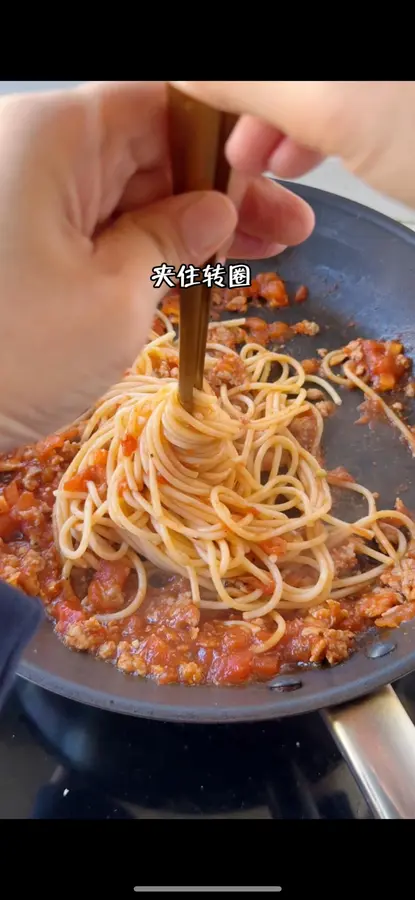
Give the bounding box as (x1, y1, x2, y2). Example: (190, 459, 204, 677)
(1, 312, 415, 687)
(344, 338, 411, 391)
(1, 424, 415, 686)
(157, 271, 301, 333)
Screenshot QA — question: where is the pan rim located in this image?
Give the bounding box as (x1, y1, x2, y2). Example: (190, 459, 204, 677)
(16, 633, 415, 723)
(16, 181, 415, 722)
(279, 179, 415, 243)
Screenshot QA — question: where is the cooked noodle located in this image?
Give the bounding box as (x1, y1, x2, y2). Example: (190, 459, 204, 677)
(53, 316, 415, 654)
(322, 350, 415, 455)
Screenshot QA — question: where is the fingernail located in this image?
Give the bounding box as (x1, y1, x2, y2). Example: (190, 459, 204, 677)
(267, 140, 293, 177)
(179, 192, 237, 261)
(232, 232, 266, 254)
(229, 231, 287, 259)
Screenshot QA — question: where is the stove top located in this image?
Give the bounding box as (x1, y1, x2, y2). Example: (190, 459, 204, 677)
(2, 672, 415, 819)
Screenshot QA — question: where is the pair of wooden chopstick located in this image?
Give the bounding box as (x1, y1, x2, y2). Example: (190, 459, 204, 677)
(167, 84, 237, 413)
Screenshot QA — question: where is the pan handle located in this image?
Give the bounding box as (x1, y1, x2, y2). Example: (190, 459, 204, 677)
(322, 685, 415, 818)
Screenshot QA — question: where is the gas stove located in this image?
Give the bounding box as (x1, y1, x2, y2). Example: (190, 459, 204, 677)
(2, 673, 415, 820)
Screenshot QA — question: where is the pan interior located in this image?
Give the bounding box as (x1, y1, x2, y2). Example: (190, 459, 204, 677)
(17, 182, 415, 722)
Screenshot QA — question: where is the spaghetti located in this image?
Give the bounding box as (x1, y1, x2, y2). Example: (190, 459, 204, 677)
(322, 349, 415, 455)
(52, 315, 415, 657)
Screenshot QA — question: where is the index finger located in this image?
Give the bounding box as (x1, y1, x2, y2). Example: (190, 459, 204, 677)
(169, 81, 339, 157)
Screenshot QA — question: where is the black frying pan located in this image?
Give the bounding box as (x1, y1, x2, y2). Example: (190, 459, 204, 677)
(17, 182, 415, 817)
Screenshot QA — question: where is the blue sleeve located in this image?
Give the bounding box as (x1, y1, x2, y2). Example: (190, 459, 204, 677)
(0, 581, 44, 708)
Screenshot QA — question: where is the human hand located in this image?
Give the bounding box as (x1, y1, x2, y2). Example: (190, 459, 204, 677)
(170, 81, 415, 209)
(0, 80, 315, 452)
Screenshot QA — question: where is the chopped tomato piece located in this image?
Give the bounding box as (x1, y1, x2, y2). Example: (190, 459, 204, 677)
(87, 558, 131, 613)
(242, 576, 275, 596)
(268, 321, 291, 342)
(15, 491, 41, 512)
(151, 317, 166, 336)
(344, 338, 410, 391)
(160, 291, 179, 322)
(55, 598, 86, 633)
(222, 626, 251, 652)
(35, 428, 79, 459)
(64, 449, 108, 492)
(140, 633, 170, 666)
(260, 536, 287, 556)
(0, 513, 17, 540)
(245, 316, 268, 332)
(378, 373, 396, 390)
(302, 358, 320, 375)
(245, 317, 269, 346)
(121, 434, 137, 457)
(247, 278, 260, 297)
(256, 272, 289, 307)
(64, 473, 88, 492)
(209, 649, 253, 684)
(252, 653, 280, 678)
(4, 481, 19, 507)
(90, 449, 108, 469)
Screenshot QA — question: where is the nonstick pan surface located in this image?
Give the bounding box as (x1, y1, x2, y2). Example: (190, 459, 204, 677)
(17, 182, 415, 729)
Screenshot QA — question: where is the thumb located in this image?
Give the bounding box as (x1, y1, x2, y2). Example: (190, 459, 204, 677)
(95, 189, 238, 289)
(92, 188, 238, 366)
